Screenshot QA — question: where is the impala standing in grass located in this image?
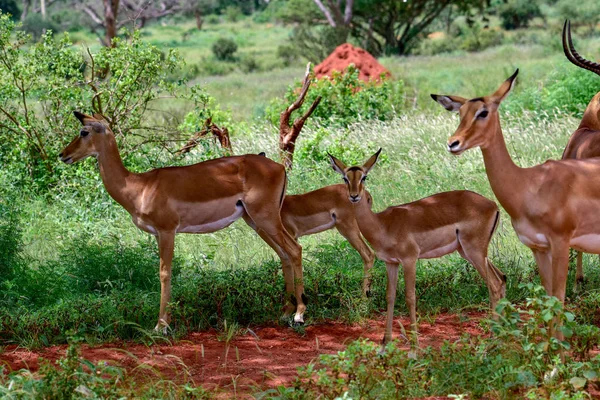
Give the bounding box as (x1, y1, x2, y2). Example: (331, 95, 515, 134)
(329, 149, 506, 348)
(60, 112, 307, 332)
(432, 70, 600, 338)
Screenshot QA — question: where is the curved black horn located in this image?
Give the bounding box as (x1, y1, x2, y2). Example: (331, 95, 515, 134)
(563, 20, 600, 77)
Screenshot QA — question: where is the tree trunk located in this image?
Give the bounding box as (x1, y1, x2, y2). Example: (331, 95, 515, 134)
(40, 0, 46, 20)
(21, 0, 30, 21)
(195, 10, 203, 30)
(104, 0, 120, 47)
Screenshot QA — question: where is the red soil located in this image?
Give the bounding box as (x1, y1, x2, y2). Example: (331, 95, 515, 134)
(0, 313, 485, 398)
(314, 43, 392, 82)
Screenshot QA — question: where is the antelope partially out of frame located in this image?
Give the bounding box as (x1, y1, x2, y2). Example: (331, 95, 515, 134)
(281, 185, 376, 295)
(329, 149, 506, 348)
(432, 70, 600, 338)
(60, 112, 306, 332)
(561, 20, 600, 291)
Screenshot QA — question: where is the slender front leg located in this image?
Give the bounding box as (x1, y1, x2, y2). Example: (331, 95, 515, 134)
(382, 262, 400, 349)
(156, 231, 175, 333)
(551, 240, 570, 341)
(402, 257, 419, 348)
(532, 249, 553, 296)
(336, 221, 376, 297)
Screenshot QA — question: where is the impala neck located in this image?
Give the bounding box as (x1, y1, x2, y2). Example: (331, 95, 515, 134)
(96, 134, 136, 210)
(480, 117, 525, 217)
(579, 101, 600, 131)
(352, 196, 385, 246)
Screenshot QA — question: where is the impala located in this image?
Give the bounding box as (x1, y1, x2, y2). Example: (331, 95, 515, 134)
(561, 20, 600, 290)
(432, 70, 600, 337)
(60, 112, 306, 331)
(281, 184, 376, 296)
(329, 150, 506, 347)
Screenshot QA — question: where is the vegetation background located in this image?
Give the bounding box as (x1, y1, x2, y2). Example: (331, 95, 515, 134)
(1, 0, 600, 397)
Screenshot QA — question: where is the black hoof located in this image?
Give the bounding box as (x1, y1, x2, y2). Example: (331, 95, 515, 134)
(301, 293, 309, 305)
(365, 289, 372, 298)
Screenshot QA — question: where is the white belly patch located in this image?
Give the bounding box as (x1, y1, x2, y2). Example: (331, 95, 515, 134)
(419, 240, 459, 259)
(178, 205, 244, 234)
(297, 218, 336, 237)
(571, 234, 600, 254)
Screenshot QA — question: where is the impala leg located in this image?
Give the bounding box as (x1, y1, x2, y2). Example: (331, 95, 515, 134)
(243, 214, 304, 322)
(155, 231, 175, 334)
(532, 249, 553, 296)
(551, 241, 570, 341)
(336, 221, 375, 297)
(382, 262, 400, 350)
(574, 252, 584, 293)
(401, 258, 419, 349)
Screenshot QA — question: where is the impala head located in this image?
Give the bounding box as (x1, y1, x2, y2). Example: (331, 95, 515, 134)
(563, 20, 600, 131)
(59, 111, 110, 164)
(328, 149, 382, 204)
(431, 69, 518, 155)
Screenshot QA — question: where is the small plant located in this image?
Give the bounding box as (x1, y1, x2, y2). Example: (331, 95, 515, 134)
(212, 37, 238, 61)
(224, 6, 243, 22)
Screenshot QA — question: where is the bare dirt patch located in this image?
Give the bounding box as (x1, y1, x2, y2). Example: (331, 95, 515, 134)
(0, 312, 486, 397)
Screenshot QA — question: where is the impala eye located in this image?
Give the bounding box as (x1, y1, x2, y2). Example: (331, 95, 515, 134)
(80, 130, 89, 137)
(477, 110, 489, 119)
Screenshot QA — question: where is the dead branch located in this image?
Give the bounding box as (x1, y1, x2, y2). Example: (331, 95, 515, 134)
(176, 117, 233, 156)
(279, 62, 322, 169)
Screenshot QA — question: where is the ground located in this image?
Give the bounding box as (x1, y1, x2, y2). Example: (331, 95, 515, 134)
(1, 312, 485, 398)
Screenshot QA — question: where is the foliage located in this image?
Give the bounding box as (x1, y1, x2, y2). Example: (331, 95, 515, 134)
(0, 0, 19, 19)
(224, 5, 243, 22)
(266, 65, 405, 127)
(211, 37, 238, 61)
(277, 289, 600, 399)
(494, 0, 542, 30)
(415, 23, 503, 55)
(0, 15, 211, 191)
(552, 0, 600, 33)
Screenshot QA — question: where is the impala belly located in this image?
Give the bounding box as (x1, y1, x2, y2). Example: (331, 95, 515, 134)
(571, 234, 600, 254)
(296, 213, 336, 237)
(419, 239, 459, 259)
(178, 202, 244, 234)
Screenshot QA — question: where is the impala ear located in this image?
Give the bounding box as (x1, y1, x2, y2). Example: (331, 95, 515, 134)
(362, 148, 382, 175)
(328, 153, 347, 175)
(74, 111, 94, 125)
(490, 69, 518, 105)
(431, 94, 467, 113)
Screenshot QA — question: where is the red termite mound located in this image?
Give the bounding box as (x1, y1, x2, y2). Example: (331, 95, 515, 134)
(314, 43, 391, 82)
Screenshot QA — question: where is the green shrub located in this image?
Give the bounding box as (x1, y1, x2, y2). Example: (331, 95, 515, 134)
(494, 0, 542, 30)
(19, 12, 57, 40)
(224, 5, 243, 22)
(240, 53, 260, 73)
(279, 287, 600, 399)
(265, 65, 405, 127)
(197, 57, 236, 75)
(211, 37, 238, 61)
(458, 24, 504, 52)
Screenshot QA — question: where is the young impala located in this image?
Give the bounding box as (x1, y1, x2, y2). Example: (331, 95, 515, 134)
(60, 112, 307, 332)
(561, 20, 600, 290)
(280, 185, 376, 296)
(432, 70, 600, 338)
(328, 150, 506, 348)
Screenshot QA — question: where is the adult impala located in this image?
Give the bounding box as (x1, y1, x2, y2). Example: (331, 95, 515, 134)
(432, 70, 600, 337)
(561, 20, 600, 289)
(281, 185, 376, 296)
(60, 112, 306, 331)
(329, 150, 506, 347)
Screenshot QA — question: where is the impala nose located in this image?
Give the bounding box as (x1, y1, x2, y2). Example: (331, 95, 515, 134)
(448, 140, 461, 152)
(349, 194, 360, 203)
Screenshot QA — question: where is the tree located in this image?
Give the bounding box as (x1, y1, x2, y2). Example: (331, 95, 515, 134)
(0, 0, 20, 19)
(311, 0, 353, 43)
(79, 0, 182, 47)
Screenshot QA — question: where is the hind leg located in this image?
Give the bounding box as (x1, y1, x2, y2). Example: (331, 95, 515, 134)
(457, 232, 505, 313)
(574, 251, 584, 293)
(242, 209, 305, 323)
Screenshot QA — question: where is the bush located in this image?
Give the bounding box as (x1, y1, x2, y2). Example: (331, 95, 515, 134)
(239, 53, 260, 73)
(224, 5, 243, 22)
(265, 65, 405, 127)
(211, 37, 238, 61)
(495, 0, 542, 30)
(20, 12, 57, 40)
